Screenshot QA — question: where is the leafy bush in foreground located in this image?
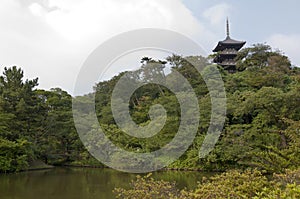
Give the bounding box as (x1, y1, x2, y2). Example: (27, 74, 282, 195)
(114, 169, 300, 199)
(114, 173, 183, 199)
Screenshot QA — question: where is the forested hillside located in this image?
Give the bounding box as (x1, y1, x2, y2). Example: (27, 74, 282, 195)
(1, 44, 299, 173)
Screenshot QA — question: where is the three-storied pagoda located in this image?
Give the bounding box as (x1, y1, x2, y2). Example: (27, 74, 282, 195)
(213, 18, 246, 73)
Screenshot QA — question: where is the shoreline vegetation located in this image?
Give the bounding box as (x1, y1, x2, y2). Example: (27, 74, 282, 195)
(27, 160, 54, 171)
(114, 169, 300, 199)
(0, 44, 300, 198)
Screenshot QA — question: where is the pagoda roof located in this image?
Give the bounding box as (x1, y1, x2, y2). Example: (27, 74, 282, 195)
(213, 36, 246, 52)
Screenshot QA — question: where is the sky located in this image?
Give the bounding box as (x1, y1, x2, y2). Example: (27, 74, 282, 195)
(1, 0, 299, 95)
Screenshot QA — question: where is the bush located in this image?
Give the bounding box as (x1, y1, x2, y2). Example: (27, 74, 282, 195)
(114, 173, 184, 199)
(114, 169, 300, 199)
(0, 138, 32, 172)
(183, 169, 269, 199)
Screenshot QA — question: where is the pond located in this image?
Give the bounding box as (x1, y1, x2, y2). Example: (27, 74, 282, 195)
(0, 167, 214, 199)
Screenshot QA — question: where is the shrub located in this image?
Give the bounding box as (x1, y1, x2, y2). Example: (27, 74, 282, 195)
(114, 173, 184, 199)
(114, 169, 300, 199)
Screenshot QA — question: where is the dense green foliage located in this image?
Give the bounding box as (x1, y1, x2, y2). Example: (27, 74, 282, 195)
(90, 44, 300, 173)
(0, 44, 299, 174)
(114, 169, 300, 199)
(0, 67, 96, 172)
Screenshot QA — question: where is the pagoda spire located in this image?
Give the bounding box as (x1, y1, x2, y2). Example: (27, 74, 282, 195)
(226, 17, 230, 38)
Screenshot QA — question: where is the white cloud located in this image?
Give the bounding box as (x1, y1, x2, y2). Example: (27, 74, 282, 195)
(32, 0, 204, 42)
(267, 34, 300, 66)
(203, 3, 231, 26)
(28, 3, 45, 17)
(0, 0, 210, 95)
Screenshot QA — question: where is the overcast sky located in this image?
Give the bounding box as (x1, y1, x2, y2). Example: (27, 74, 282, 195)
(1, 0, 299, 95)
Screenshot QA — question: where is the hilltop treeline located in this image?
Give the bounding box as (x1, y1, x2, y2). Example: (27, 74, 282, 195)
(0, 44, 299, 173)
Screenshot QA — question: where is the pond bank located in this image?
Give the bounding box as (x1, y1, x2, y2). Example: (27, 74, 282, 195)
(26, 160, 54, 171)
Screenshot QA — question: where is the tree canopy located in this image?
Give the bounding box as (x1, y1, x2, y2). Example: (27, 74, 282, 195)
(0, 44, 299, 173)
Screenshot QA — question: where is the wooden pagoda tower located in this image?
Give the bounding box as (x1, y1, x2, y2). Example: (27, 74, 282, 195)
(213, 18, 246, 73)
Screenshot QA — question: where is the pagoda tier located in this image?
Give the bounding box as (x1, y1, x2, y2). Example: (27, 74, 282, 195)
(213, 36, 246, 52)
(214, 53, 237, 64)
(212, 18, 246, 73)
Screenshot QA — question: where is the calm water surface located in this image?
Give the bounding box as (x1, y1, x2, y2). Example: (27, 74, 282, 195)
(0, 167, 213, 199)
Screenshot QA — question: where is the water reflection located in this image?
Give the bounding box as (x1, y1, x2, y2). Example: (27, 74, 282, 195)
(0, 168, 214, 199)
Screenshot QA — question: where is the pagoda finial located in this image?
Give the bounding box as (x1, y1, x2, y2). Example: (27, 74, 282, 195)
(226, 17, 230, 38)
